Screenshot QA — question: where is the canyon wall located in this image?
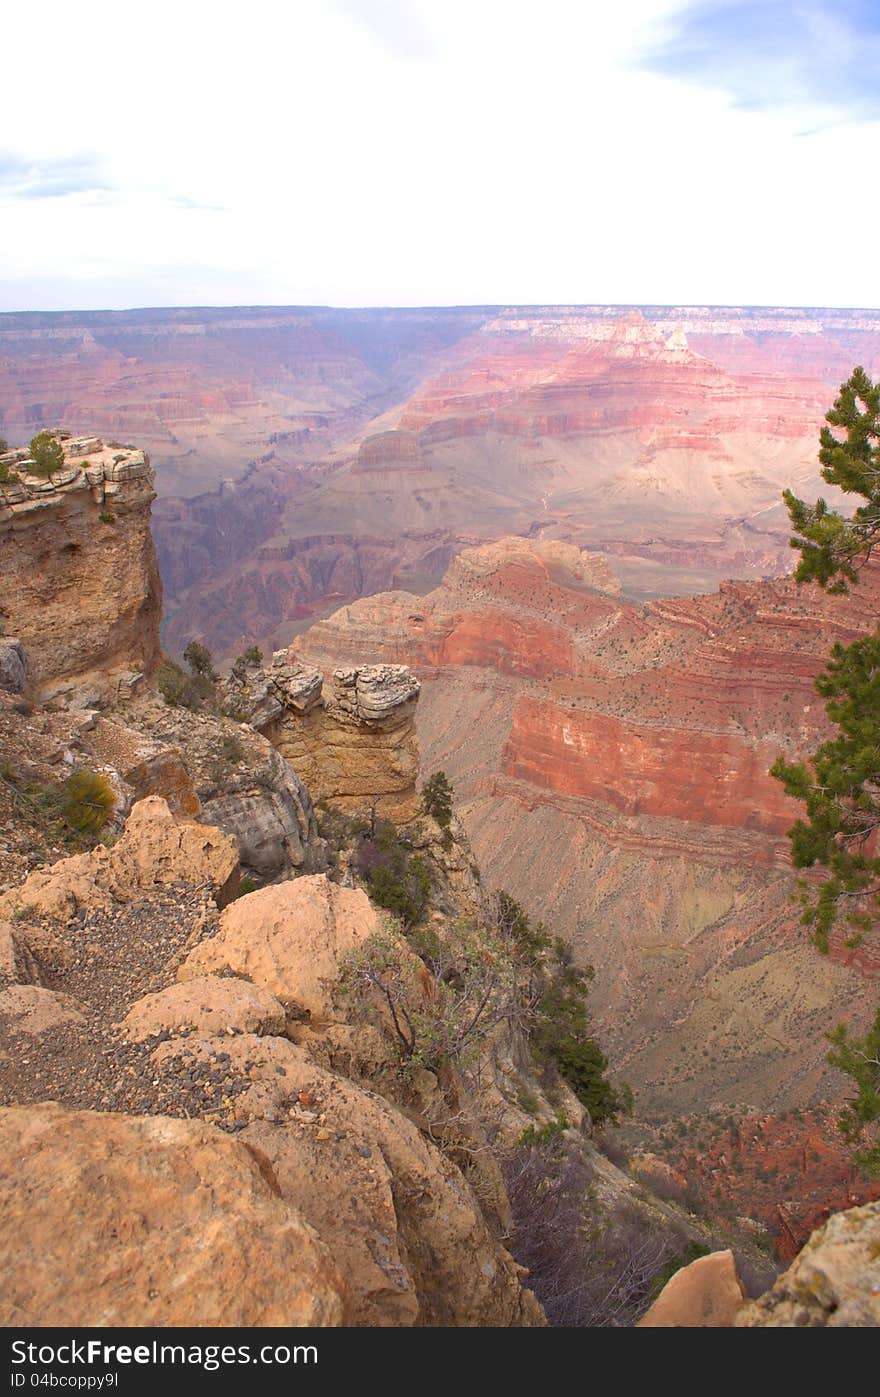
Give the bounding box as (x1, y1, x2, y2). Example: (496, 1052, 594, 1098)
(0, 434, 161, 700)
(3, 304, 878, 659)
(294, 538, 880, 1117)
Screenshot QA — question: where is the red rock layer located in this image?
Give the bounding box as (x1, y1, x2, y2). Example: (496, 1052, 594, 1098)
(294, 539, 880, 1122)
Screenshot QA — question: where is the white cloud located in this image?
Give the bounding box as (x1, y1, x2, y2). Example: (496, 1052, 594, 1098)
(1, 0, 878, 309)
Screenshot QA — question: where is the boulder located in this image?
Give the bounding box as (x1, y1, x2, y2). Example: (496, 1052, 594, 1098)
(1, 796, 239, 922)
(737, 1201, 880, 1327)
(638, 1249, 747, 1327)
(0, 985, 86, 1035)
(0, 639, 28, 695)
(121, 976, 287, 1042)
(0, 1103, 346, 1326)
(152, 1033, 544, 1327)
(178, 875, 381, 1023)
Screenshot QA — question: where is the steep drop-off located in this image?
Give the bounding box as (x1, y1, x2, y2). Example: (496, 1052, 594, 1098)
(293, 538, 880, 1116)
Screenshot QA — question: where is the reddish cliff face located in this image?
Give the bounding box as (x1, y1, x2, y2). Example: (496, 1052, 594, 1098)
(295, 539, 880, 1118)
(7, 304, 873, 659)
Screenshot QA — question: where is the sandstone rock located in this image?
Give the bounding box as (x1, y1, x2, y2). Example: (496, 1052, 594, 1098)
(121, 701, 319, 881)
(121, 976, 287, 1042)
(737, 1201, 880, 1327)
(638, 1250, 747, 1327)
(0, 437, 161, 699)
(200, 744, 316, 878)
(267, 662, 422, 823)
(153, 1034, 544, 1326)
(1, 796, 239, 921)
(178, 875, 380, 1023)
(0, 1103, 346, 1326)
(0, 638, 28, 695)
(0, 924, 16, 981)
(123, 744, 200, 816)
(269, 661, 323, 714)
(0, 984, 86, 1035)
(331, 664, 420, 721)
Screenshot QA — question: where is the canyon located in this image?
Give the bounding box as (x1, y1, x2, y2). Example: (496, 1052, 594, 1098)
(2, 424, 879, 1322)
(292, 537, 880, 1122)
(3, 305, 880, 660)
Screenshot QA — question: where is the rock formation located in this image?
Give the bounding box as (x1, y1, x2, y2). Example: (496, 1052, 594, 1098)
(122, 303, 880, 659)
(0, 795, 239, 922)
(0, 797, 547, 1327)
(227, 656, 422, 823)
(0, 433, 161, 701)
(737, 1201, 880, 1327)
(638, 1250, 747, 1327)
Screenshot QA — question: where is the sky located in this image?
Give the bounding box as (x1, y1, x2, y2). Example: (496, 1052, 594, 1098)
(1, 0, 878, 312)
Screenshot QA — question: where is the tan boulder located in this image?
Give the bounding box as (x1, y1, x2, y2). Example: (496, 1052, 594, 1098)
(0, 1103, 346, 1327)
(638, 1250, 747, 1327)
(0, 984, 86, 1035)
(121, 976, 287, 1042)
(1, 796, 239, 922)
(737, 1201, 880, 1327)
(178, 875, 380, 1023)
(152, 1033, 544, 1326)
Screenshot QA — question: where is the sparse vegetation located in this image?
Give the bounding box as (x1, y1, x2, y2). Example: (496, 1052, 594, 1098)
(351, 820, 432, 927)
(61, 769, 116, 835)
(158, 644, 219, 710)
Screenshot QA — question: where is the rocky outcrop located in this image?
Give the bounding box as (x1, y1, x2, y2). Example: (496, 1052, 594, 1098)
(0, 795, 239, 922)
(638, 1250, 747, 1327)
(230, 657, 422, 823)
(737, 1201, 880, 1327)
(178, 876, 382, 1024)
(0, 1103, 346, 1327)
(0, 434, 161, 702)
(0, 789, 547, 1329)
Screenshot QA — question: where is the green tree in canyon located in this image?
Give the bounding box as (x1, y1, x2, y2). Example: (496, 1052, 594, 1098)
(772, 365, 880, 1173)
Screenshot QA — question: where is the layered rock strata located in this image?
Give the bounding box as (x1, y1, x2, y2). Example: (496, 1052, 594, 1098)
(227, 657, 421, 823)
(294, 538, 880, 1115)
(0, 434, 161, 700)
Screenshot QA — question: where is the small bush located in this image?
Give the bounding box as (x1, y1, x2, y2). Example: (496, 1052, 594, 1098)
(99, 510, 116, 525)
(158, 659, 215, 710)
(61, 770, 115, 835)
(353, 821, 432, 926)
(29, 432, 64, 479)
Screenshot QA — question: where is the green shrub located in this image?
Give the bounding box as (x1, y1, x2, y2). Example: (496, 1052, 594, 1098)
(29, 432, 64, 478)
(157, 659, 215, 710)
(61, 769, 115, 834)
(353, 821, 432, 926)
(182, 640, 217, 680)
(421, 770, 453, 829)
(496, 891, 627, 1127)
